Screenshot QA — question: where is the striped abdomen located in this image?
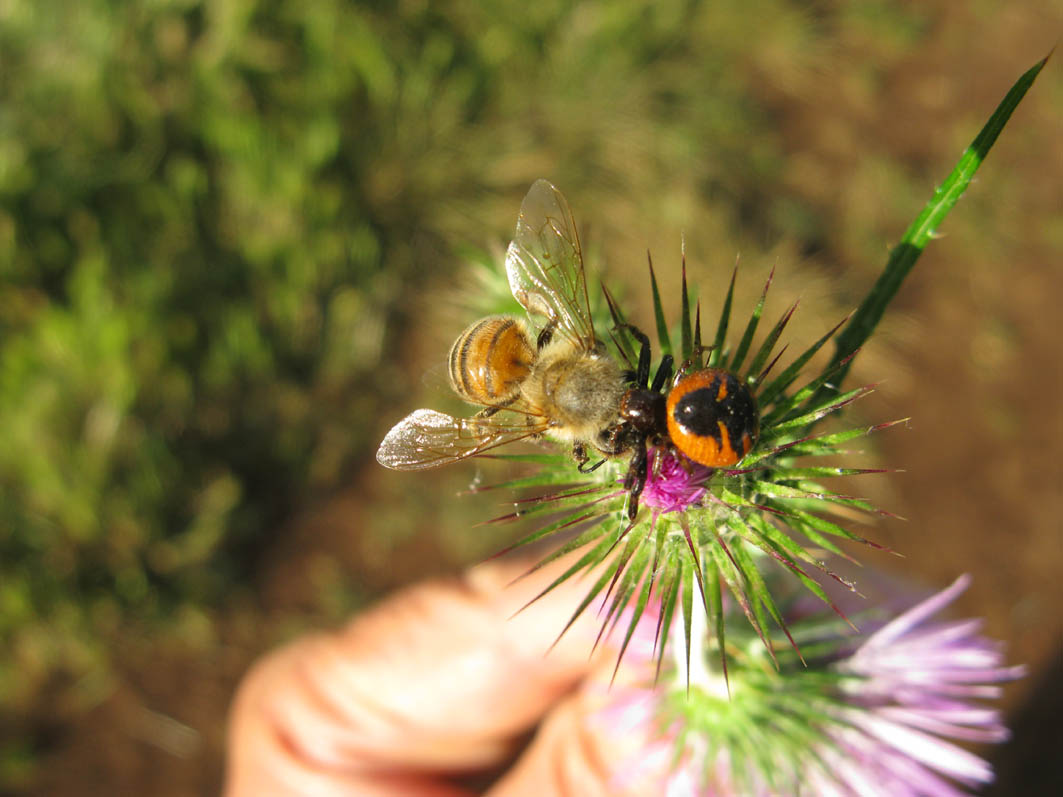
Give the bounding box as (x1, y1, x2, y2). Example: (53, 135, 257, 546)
(448, 316, 535, 407)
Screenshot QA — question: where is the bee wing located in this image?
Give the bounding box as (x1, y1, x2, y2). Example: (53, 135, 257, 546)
(376, 408, 548, 471)
(505, 179, 597, 349)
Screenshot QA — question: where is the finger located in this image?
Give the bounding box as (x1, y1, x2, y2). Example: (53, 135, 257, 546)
(225, 630, 479, 797)
(225, 553, 610, 796)
(485, 671, 672, 797)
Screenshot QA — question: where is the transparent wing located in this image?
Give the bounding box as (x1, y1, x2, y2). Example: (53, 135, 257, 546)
(505, 179, 597, 349)
(376, 408, 549, 471)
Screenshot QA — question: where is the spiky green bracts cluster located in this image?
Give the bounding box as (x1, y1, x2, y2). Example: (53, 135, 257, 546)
(481, 259, 903, 682)
(466, 53, 1045, 794)
(457, 50, 1046, 693)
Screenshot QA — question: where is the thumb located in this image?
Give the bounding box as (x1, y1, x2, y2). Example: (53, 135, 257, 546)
(487, 669, 673, 797)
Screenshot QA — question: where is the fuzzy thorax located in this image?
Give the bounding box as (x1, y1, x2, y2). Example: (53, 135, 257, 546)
(522, 340, 625, 442)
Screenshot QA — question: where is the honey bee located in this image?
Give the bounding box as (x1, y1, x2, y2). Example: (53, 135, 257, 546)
(376, 179, 629, 472)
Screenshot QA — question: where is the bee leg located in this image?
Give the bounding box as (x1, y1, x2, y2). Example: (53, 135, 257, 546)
(536, 322, 555, 350)
(572, 440, 588, 468)
(570, 441, 605, 473)
(580, 458, 606, 473)
(473, 391, 526, 419)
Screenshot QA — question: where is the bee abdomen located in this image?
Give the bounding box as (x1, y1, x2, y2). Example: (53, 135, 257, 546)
(448, 316, 534, 406)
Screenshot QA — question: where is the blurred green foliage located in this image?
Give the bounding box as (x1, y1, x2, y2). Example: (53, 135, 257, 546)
(0, 0, 823, 720)
(0, 0, 467, 716)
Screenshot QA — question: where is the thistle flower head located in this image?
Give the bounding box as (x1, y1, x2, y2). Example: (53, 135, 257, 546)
(603, 574, 1024, 796)
(381, 56, 1048, 784)
(491, 261, 899, 678)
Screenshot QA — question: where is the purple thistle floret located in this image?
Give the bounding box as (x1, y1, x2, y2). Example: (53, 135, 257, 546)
(819, 574, 1026, 796)
(640, 449, 713, 515)
(602, 574, 1025, 796)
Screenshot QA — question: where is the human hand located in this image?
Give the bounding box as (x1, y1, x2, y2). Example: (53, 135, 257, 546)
(224, 555, 667, 796)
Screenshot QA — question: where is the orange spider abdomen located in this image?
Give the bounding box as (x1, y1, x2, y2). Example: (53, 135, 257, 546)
(665, 368, 758, 467)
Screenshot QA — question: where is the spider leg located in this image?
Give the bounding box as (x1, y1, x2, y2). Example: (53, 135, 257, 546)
(651, 354, 674, 392)
(615, 323, 653, 387)
(624, 438, 649, 520)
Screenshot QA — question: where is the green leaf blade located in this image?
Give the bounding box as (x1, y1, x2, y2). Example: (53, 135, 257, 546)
(824, 53, 1051, 393)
